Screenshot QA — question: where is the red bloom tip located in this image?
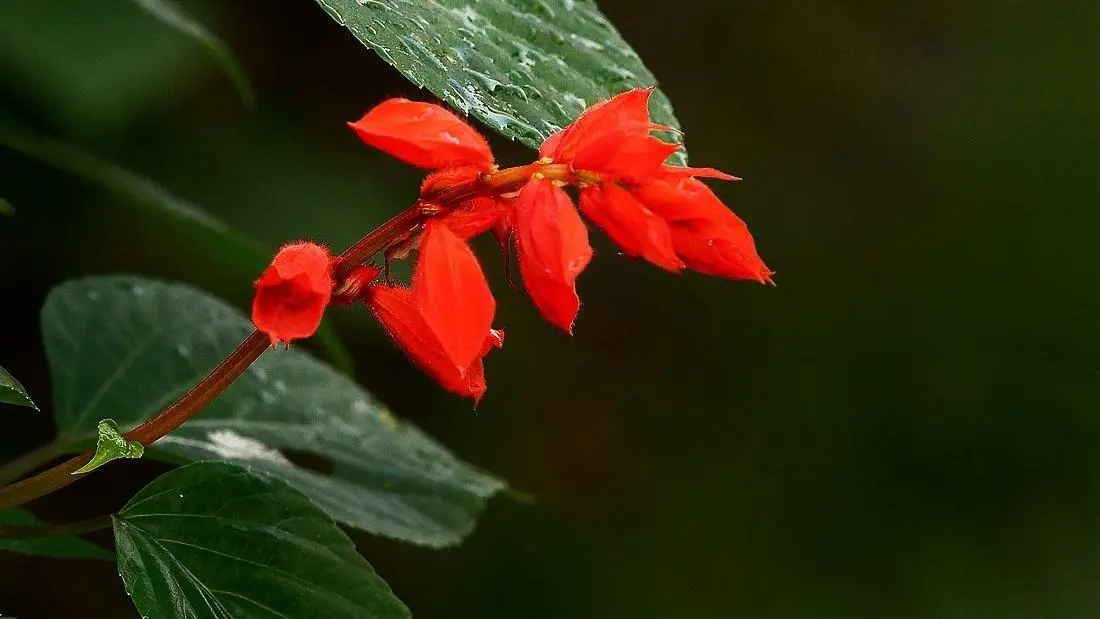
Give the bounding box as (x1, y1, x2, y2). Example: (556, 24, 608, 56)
(252, 242, 334, 346)
(632, 176, 771, 282)
(579, 185, 683, 272)
(514, 178, 593, 333)
(661, 166, 742, 182)
(669, 220, 774, 283)
(365, 220, 499, 402)
(349, 98, 494, 170)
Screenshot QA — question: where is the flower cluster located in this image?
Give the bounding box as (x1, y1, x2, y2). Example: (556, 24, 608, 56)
(252, 88, 771, 402)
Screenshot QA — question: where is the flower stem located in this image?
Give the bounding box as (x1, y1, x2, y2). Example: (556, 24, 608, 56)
(0, 204, 428, 510)
(423, 162, 575, 205)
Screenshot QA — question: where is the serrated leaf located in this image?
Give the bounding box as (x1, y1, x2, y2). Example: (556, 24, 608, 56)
(0, 115, 356, 374)
(72, 419, 145, 474)
(313, 0, 687, 162)
(132, 0, 256, 106)
(0, 509, 112, 560)
(45, 276, 505, 547)
(0, 365, 37, 410)
(115, 462, 409, 619)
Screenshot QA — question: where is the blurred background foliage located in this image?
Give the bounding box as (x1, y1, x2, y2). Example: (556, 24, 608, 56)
(1, 0, 1098, 617)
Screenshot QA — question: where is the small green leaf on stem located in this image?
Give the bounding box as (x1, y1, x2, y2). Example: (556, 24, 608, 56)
(72, 419, 144, 475)
(132, 0, 256, 107)
(0, 365, 37, 410)
(0, 197, 13, 216)
(46, 277, 505, 547)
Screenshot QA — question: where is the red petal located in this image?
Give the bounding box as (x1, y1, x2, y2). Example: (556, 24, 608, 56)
(660, 166, 741, 181)
(669, 220, 773, 283)
(572, 131, 680, 181)
(580, 185, 683, 272)
(632, 175, 747, 228)
(367, 286, 467, 392)
(367, 285, 503, 401)
(349, 99, 494, 170)
(438, 196, 511, 239)
(413, 220, 496, 370)
(251, 242, 334, 345)
(514, 178, 593, 333)
(539, 88, 654, 161)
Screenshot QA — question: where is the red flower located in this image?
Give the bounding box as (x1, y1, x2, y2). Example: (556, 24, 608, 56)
(514, 177, 593, 333)
(349, 99, 494, 170)
(252, 242, 334, 346)
(539, 87, 772, 284)
(365, 220, 501, 401)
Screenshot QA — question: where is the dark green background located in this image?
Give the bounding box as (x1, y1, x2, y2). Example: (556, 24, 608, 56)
(1, 0, 1097, 617)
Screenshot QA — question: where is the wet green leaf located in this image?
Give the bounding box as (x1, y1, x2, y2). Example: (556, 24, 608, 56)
(313, 0, 686, 162)
(0, 509, 112, 560)
(45, 276, 505, 547)
(0, 365, 37, 410)
(72, 419, 145, 475)
(132, 0, 256, 106)
(115, 462, 409, 619)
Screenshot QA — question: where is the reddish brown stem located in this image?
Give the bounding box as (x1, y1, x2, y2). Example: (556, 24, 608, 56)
(0, 160, 569, 509)
(0, 204, 428, 510)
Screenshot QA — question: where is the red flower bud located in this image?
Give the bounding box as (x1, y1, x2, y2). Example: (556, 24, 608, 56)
(349, 99, 494, 170)
(514, 178, 593, 333)
(252, 242, 334, 346)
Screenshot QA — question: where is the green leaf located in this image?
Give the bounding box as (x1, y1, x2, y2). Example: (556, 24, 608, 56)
(115, 462, 409, 619)
(313, 0, 686, 162)
(132, 0, 256, 107)
(0, 365, 37, 410)
(0, 509, 112, 560)
(45, 276, 505, 547)
(0, 114, 356, 375)
(0, 197, 13, 216)
(72, 419, 145, 475)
